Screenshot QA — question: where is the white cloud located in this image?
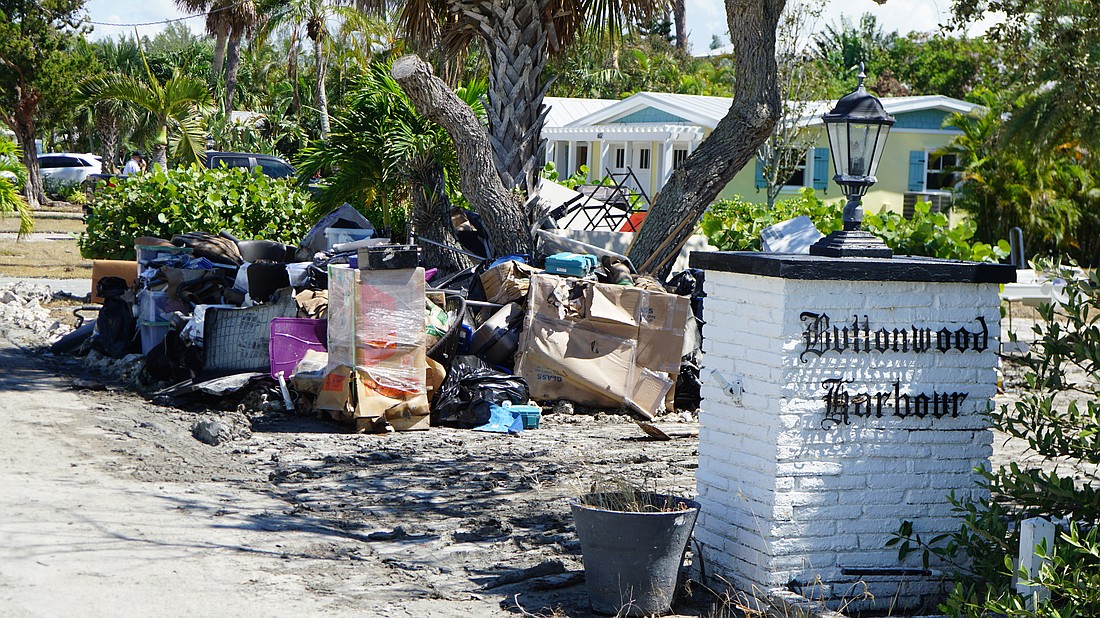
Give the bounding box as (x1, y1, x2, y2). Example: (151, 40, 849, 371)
(686, 0, 1004, 56)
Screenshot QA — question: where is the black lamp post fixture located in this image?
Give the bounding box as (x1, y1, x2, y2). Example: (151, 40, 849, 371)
(809, 64, 896, 258)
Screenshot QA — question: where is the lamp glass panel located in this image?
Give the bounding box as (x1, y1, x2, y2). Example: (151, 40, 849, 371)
(868, 124, 891, 176)
(847, 122, 880, 177)
(826, 121, 847, 177)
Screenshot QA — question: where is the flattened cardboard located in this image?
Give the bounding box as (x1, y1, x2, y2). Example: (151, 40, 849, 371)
(519, 317, 637, 408)
(517, 274, 688, 417)
(480, 260, 541, 304)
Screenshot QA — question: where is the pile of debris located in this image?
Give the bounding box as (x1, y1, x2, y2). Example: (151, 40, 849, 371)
(61, 204, 706, 437)
(0, 281, 73, 340)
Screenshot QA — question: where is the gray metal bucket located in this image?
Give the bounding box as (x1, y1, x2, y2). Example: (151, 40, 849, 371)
(570, 493, 700, 616)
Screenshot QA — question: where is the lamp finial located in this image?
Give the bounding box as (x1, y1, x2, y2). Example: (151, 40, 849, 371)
(857, 62, 866, 88)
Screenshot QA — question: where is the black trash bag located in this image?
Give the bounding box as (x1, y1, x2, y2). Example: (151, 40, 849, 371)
(665, 268, 706, 320)
(143, 324, 193, 383)
(91, 276, 138, 358)
(674, 356, 703, 411)
(433, 355, 529, 428)
(451, 208, 492, 261)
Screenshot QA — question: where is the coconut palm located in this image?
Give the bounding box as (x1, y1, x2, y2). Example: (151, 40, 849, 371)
(390, 0, 665, 197)
(257, 0, 372, 139)
(80, 46, 214, 170)
(0, 136, 34, 236)
(175, 0, 258, 114)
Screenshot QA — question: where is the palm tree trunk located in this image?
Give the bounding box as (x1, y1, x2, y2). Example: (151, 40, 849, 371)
(674, 0, 688, 51)
(288, 29, 301, 116)
(392, 55, 532, 257)
(212, 22, 229, 80)
(95, 103, 120, 174)
(626, 0, 784, 279)
(409, 159, 472, 274)
(224, 29, 243, 115)
(152, 122, 169, 171)
(465, 0, 550, 198)
(314, 37, 331, 138)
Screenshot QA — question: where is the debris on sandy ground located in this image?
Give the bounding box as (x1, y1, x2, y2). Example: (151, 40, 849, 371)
(0, 280, 74, 344)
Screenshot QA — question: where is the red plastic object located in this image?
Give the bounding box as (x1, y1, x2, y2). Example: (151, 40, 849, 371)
(269, 318, 328, 379)
(619, 212, 647, 232)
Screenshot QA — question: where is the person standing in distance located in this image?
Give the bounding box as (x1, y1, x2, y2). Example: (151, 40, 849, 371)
(122, 151, 145, 177)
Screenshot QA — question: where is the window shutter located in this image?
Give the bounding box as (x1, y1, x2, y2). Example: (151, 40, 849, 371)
(908, 151, 927, 192)
(812, 147, 830, 191)
(754, 158, 766, 190)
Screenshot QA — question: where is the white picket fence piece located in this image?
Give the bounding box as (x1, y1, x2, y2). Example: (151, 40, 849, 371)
(1016, 517, 1055, 609)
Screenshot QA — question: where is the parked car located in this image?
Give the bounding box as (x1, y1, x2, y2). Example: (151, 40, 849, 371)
(38, 152, 102, 185)
(206, 151, 296, 179)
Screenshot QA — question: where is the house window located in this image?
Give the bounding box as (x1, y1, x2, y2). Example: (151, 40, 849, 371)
(673, 148, 688, 170)
(638, 148, 651, 170)
(615, 147, 626, 168)
(575, 144, 589, 173)
(926, 153, 958, 191)
(782, 149, 808, 187)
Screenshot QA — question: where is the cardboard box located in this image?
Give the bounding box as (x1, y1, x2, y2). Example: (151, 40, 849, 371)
(515, 274, 690, 418)
(325, 265, 429, 431)
(91, 260, 137, 303)
(479, 260, 541, 304)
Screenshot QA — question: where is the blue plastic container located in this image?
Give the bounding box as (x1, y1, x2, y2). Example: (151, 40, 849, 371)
(545, 252, 597, 277)
(506, 403, 542, 429)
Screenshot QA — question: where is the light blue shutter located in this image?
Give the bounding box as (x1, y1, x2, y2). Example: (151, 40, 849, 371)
(908, 151, 927, 192)
(812, 147, 830, 192)
(754, 158, 766, 190)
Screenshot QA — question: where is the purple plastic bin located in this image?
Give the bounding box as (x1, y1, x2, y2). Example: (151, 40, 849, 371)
(269, 318, 328, 379)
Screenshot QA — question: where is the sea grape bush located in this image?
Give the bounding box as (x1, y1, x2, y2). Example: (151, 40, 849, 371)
(80, 165, 314, 260)
(700, 188, 1009, 262)
(890, 262, 1100, 616)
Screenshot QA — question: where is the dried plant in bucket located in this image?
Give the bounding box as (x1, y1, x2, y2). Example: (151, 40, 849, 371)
(576, 478, 693, 513)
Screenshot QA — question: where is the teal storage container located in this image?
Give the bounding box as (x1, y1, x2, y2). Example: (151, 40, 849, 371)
(545, 252, 597, 277)
(506, 403, 542, 429)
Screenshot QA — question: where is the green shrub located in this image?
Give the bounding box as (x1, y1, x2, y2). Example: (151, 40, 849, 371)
(699, 188, 842, 252)
(80, 164, 315, 260)
(864, 202, 1010, 262)
(43, 176, 85, 203)
(890, 263, 1100, 616)
(700, 189, 1009, 262)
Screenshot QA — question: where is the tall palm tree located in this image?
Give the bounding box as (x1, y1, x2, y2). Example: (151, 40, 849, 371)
(258, 0, 369, 139)
(391, 0, 664, 197)
(175, 0, 258, 114)
(80, 46, 214, 170)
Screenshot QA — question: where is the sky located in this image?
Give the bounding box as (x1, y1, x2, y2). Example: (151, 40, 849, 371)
(84, 0, 996, 47)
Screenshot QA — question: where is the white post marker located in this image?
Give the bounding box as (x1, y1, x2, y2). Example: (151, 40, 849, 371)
(1016, 517, 1055, 609)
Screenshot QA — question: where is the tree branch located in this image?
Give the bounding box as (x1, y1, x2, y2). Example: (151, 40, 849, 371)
(391, 54, 531, 256)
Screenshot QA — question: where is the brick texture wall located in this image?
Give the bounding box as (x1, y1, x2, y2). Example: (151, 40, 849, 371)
(696, 271, 1001, 613)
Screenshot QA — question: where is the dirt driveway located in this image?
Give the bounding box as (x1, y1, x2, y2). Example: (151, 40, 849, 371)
(0, 334, 702, 617)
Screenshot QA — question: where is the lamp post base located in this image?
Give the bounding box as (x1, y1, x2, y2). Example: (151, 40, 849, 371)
(809, 230, 893, 258)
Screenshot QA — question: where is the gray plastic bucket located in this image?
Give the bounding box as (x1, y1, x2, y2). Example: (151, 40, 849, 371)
(570, 493, 700, 616)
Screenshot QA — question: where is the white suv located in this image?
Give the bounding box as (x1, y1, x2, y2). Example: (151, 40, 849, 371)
(38, 153, 102, 185)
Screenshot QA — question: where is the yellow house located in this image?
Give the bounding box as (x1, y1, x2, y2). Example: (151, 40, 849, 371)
(543, 92, 979, 218)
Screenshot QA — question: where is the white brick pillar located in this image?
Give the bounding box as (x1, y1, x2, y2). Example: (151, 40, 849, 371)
(688, 252, 1015, 613)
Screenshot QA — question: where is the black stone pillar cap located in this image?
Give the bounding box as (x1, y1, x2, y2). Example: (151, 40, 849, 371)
(688, 252, 1017, 284)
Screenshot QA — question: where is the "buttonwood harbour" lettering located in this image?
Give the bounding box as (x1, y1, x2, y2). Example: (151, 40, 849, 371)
(821, 378, 968, 429)
(799, 312, 988, 363)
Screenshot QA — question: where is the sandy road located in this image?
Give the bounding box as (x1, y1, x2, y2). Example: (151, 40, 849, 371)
(0, 340, 497, 618)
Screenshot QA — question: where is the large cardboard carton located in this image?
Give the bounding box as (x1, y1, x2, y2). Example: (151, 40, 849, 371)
(325, 265, 429, 431)
(515, 274, 690, 418)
